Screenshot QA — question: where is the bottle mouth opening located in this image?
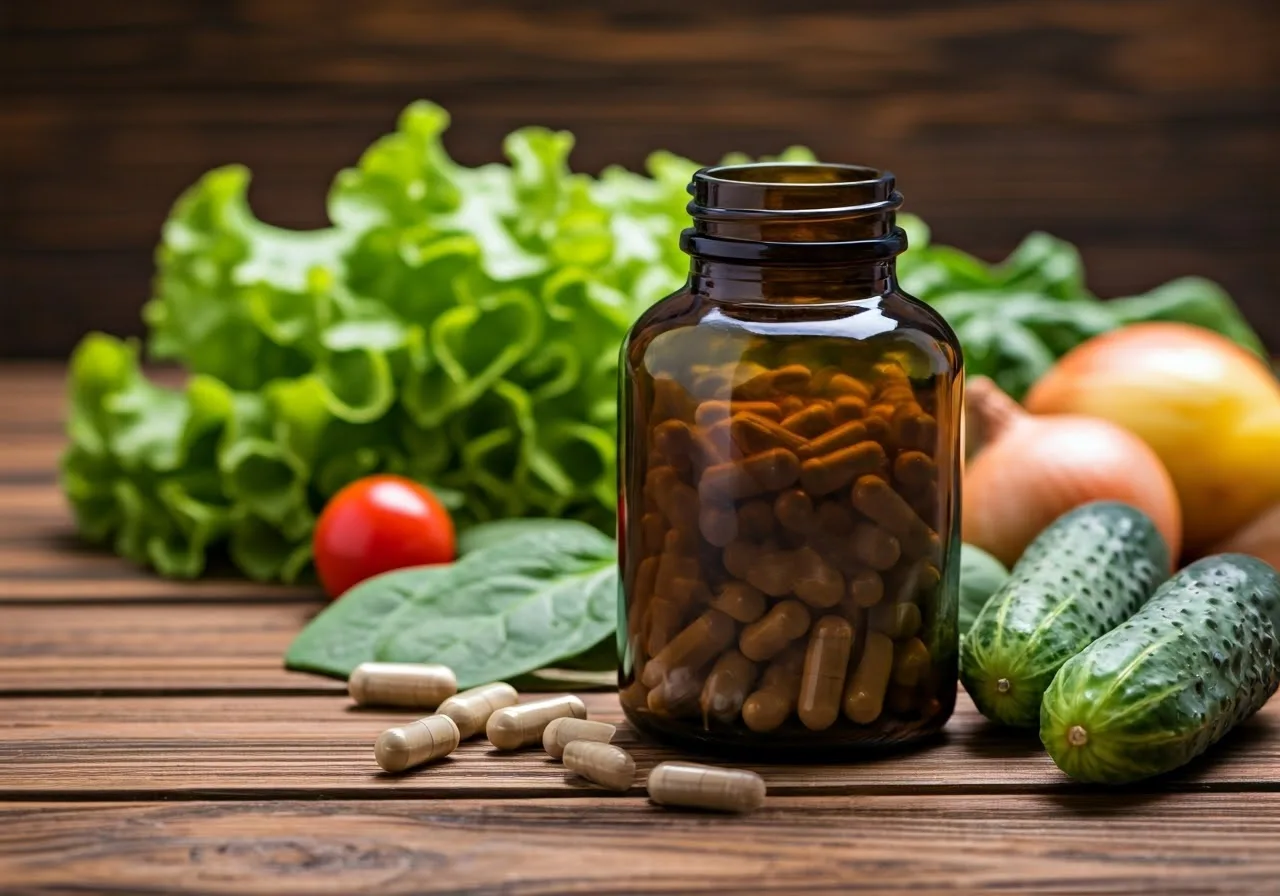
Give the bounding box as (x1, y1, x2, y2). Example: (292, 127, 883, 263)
(683, 161, 906, 263)
(690, 162, 899, 215)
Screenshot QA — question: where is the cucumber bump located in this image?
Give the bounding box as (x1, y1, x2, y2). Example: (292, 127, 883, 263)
(1041, 554, 1280, 784)
(961, 502, 1169, 727)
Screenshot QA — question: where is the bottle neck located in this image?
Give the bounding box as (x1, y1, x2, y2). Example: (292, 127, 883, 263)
(680, 161, 908, 305)
(688, 258, 898, 303)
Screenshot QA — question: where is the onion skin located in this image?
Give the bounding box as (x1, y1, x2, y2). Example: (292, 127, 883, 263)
(1025, 323, 1280, 556)
(963, 378, 1181, 568)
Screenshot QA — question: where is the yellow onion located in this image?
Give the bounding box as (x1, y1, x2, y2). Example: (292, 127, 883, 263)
(1025, 323, 1280, 555)
(963, 377, 1181, 568)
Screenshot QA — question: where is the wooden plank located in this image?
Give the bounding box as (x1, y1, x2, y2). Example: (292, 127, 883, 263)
(0, 602, 335, 693)
(0, 795, 1278, 894)
(0, 693, 1276, 797)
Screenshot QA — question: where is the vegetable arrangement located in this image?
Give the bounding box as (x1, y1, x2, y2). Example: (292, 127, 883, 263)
(61, 101, 1263, 584)
(962, 501, 1280, 783)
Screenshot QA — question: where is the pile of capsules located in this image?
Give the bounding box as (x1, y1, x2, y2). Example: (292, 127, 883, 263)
(351, 661, 767, 814)
(627, 358, 945, 733)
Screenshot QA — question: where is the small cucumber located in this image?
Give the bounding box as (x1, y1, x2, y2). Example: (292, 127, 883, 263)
(958, 544, 1010, 637)
(961, 502, 1168, 727)
(1041, 554, 1280, 784)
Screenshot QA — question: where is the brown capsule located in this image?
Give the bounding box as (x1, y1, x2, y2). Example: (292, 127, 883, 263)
(630, 555, 659, 606)
(741, 645, 805, 732)
(739, 600, 812, 662)
(652, 419, 701, 464)
(825, 373, 872, 401)
(850, 522, 901, 571)
(436, 682, 520, 740)
(892, 637, 932, 688)
(730, 413, 809, 455)
(846, 569, 885, 609)
(790, 547, 845, 609)
(639, 513, 666, 555)
(699, 448, 800, 502)
(641, 610, 738, 689)
(797, 420, 868, 461)
(832, 395, 868, 423)
(737, 500, 776, 541)
(883, 558, 932, 605)
(653, 541, 699, 602)
(778, 394, 806, 417)
(734, 364, 811, 401)
(619, 679, 649, 711)
(893, 450, 937, 495)
(564, 741, 636, 792)
(844, 632, 894, 724)
(917, 563, 942, 597)
(869, 600, 922, 639)
(800, 441, 887, 496)
(862, 415, 891, 444)
(700, 650, 760, 724)
(870, 599, 921, 640)
(695, 400, 782, 428)
(645, 466, 699, 524)
(645, 598, 686, 656)
(487, 696, 589, 750)
(744, 545, 795, 597)
(669, 577, 711, 607)
(774, 489, 817, 534)
(797, 616, 855, 731)
(895, 409, 938, 453)
(647, 666, 706, 718)
(375, 714, 461, 773)
(709, 581, 767, 623)
(722, 540, 755, 580)
(699, 504, 739, 547)
(815, 500, 855, 536)
(647, 761, 766, 814)
(851, 475, 935, 558)
(780, 401, 834, 438)
(652, 377, 695, 423)
(542, 717, 617, 759)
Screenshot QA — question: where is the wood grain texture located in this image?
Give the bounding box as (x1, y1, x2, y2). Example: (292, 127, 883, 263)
(0, 602, 335, 692)
(1, 693, 1276, 797)
(1, 796, 1278, 894)
(2, 1, 1278, 358)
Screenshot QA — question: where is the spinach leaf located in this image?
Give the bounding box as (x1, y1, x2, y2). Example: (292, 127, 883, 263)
(284, 565, 451, 679)
(373, 526, 617, 688)
(456, 517, 605, 555)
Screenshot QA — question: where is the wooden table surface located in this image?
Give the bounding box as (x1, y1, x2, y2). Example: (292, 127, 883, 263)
(3, 363, 1280, 895)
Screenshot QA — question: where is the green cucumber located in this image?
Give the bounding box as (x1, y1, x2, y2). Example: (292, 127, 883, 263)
(961, 502, 1169, 727)
(1041, 554, 1280, 784)
(958, 544, 1010, 637)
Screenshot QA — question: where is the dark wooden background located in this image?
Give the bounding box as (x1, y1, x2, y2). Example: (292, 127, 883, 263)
(2, 0, 1277, 359)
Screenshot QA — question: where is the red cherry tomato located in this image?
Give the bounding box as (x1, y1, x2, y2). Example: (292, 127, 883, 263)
(314, 475, 456, 598)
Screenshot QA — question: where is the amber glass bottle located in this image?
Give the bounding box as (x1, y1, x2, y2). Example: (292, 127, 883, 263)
(618, 163, 963, 756)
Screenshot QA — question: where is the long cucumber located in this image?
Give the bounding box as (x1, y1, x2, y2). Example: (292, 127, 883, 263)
(1041, 554, 1280, 784)
(961, 502, 1169, 727)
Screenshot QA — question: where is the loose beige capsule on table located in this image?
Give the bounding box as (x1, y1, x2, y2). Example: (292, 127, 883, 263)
(436, 682, 519, 739)
(543, 717, 617, 759)
(647, 761, 767, 814)
(563, 741, 637, 792)
(374, 714, 461, 773)
(348, 662, 458, 709)
(487, 695, 588, 751)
